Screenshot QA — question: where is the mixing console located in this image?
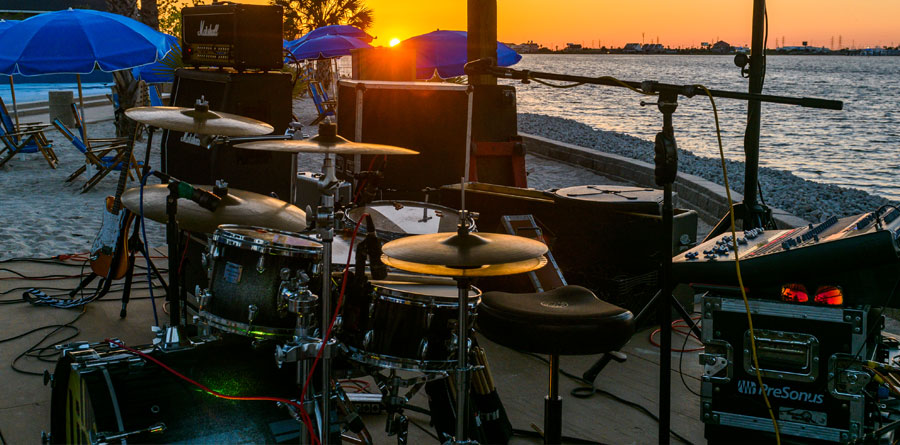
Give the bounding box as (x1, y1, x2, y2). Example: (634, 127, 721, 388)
(673, 207, 900, 306)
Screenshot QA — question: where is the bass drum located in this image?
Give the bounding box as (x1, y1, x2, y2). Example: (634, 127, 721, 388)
(49, 340, 301, 444)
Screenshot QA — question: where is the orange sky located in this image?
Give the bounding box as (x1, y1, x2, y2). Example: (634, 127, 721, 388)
(243, 1, 900, 49)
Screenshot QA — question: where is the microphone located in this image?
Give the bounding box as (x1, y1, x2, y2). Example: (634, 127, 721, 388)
(365, 215, 388, 280)
(152, 171, 222, 212)
(463, 58, 496, 76)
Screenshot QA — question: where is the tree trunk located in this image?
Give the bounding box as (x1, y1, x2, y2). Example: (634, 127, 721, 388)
(112, 70, 143, 139)
(140, 0, 159, 30)
(105, 0, 140, 20)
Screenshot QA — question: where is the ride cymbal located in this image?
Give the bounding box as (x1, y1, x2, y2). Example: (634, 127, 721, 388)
(121, 185, 306, 233)
(380, 231, 548, 277)
(125, 106, 274, 137)
(235, 122, 418, 155)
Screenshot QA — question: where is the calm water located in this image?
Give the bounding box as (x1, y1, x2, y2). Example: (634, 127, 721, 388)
(0, 82, 111, 105)
(509, 54, 900, 200)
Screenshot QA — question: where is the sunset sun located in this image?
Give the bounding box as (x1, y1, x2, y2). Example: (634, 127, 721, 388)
(389, 37, 400, 46)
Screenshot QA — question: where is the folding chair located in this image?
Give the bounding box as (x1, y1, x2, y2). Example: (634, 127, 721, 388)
(308, 80, 336, 125)
(0, 96, 57, 168)
(69, 103, 130, 148)
(52, 118, 140, 193)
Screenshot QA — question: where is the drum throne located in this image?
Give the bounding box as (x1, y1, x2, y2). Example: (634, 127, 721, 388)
(477, 285, 635, 444)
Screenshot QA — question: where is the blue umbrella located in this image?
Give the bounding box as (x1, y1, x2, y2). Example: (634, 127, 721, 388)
(0, 9, 171, 141)
(401, 30, 522, 79)
(286, 34, 372, 61)
(132, 33, 180, 83)
(0, 20, 21, 128)
(293, 25, 373, 46)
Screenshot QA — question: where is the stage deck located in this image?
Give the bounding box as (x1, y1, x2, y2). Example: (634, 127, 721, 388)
(0, 251, 705, 444)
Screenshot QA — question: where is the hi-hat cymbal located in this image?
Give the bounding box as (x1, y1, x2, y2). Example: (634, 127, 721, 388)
(381, 232, 548, 277)
(235, 122, 418, 155)
(121, 185, 306, 233)
(125, 106, 274, 137)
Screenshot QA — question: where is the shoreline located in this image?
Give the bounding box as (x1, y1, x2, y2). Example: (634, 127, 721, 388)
(518, 112, 897, 223)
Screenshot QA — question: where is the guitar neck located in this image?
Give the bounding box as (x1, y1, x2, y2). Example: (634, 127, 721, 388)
(110, 140, 136, 214)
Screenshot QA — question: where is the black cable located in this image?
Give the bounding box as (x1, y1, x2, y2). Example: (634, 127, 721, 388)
(519, 352, 695, 445)
(0, 425, 6, 445)
(9, 309, 84, 376)
(678, 318, 703, 398)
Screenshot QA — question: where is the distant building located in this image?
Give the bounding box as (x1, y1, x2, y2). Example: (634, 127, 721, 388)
(623, 43, 642, 53)
(509, 41, 540, 54)
(642, 43, 664, 53)
(0, 0, 106, 18)
(563, 43, 582, 52)
(711, 40, 733, 54)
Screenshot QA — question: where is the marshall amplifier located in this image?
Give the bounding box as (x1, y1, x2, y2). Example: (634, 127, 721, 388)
(701, 295, 887, 444)
(181, 4, 283, 70)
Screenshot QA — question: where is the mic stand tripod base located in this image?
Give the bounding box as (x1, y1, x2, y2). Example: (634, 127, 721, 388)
(152, 324, 191, 351)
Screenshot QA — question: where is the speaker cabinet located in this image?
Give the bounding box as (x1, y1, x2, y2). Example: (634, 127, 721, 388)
(162, 69, 294, 201)
(335, 80, 519, 198)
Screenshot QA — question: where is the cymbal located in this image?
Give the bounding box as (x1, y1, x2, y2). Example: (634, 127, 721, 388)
(124, 106, 274, 137)
(235, 123, 418, 155)
(381, 232, 548, 277)
(121, 185, 306, 233)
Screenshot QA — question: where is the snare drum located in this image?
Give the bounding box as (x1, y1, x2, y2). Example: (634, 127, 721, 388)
(346, 201, 475, 241)
(204, 225, 322, 338)
(49, 340, 300, 444)
(339, 279, 481, 371)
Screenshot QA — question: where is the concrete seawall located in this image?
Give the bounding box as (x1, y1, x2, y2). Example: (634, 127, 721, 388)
(522, 132, 809, 228)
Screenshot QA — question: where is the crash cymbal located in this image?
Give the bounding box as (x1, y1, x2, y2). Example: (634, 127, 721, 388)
(380, 232, 548, 277)
(235, 122, 418, 155)
(125, 106, 274, 137)
(121, 185, 306, 233)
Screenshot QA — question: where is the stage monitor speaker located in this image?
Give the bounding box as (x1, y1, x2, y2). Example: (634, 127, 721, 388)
(181, 4, 283, 70)
(162, 69, 294, 201)
(335, 80, 519, 198)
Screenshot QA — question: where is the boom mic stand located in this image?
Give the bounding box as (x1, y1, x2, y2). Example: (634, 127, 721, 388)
(464, 59, 842, 443)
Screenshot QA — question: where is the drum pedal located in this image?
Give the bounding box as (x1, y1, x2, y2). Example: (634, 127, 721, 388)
(346, 393, 383, 414)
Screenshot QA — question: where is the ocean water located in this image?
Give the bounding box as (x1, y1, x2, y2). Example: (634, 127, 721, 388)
(508, 54, 900, 200)
(0, 82, 112, 105)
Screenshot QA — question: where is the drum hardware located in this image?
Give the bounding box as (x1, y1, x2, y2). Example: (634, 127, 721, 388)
(381, 181, 548, 443)
(91, 422, 167, 443)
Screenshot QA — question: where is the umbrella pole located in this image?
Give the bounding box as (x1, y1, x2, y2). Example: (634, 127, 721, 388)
(77, 74, 88, 146)
(8, 75, 19, 130)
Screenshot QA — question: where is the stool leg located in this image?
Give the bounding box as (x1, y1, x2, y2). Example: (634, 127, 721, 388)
(544, 354, 562, 444)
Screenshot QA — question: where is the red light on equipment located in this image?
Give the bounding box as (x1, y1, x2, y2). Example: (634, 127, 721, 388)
(814, 285, 843, 306)
(781, 283, 809, 303)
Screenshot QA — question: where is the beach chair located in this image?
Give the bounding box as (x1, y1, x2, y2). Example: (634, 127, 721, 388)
(148, 84, 164, 106)
(52, 118, 140, 193)
(70, 103, 130, 148)
(0, 96, 57, 168)
(308, 80, 336, 125)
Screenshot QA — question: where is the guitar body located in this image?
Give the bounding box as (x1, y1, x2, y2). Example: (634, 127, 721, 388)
(90, 196, 135, 279)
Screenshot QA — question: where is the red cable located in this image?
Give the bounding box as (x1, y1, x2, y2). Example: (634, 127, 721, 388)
(299, 214, 366, 441)
(649, 315, 704, 352)
(104, 338, 317, 437)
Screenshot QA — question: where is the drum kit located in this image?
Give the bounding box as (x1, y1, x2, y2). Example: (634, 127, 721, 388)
(48, 100, 547, 444)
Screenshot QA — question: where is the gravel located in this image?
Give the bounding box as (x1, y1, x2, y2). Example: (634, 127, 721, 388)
(518, 113, 897, 223)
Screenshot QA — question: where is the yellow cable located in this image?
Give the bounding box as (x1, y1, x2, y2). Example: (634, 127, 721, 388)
(697, 85, 781, 444)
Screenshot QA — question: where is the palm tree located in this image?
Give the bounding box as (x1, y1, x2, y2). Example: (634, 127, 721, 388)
(105, 0, 139, 20)
(274, 0, 373, 41)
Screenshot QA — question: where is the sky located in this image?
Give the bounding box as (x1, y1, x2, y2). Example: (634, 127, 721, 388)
(243, 1, 899, 49)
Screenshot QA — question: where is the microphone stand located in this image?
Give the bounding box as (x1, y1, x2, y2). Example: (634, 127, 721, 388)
(465, 61, 842, 443)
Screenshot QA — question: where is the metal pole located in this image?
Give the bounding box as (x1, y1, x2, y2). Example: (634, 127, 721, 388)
(455, 277, 470, 442)
(742, 0, 767, 228)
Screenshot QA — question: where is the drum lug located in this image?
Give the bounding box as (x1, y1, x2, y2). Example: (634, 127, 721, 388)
(368, 301, 376, 318)
(196, 286, 212, 310)
(248, 304, 259, 324)
(333, 315, 343, 333)
(363, 330, 374, 350)
(42, 370, 53, 387)
(418, 338, 429, 359)
(256, 256, 266, 273)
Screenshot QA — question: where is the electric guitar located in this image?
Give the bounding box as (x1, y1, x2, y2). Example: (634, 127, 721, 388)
(89, 142, 137, 279)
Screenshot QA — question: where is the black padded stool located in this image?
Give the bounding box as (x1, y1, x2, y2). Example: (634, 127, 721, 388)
(478, 285, 635, 444)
